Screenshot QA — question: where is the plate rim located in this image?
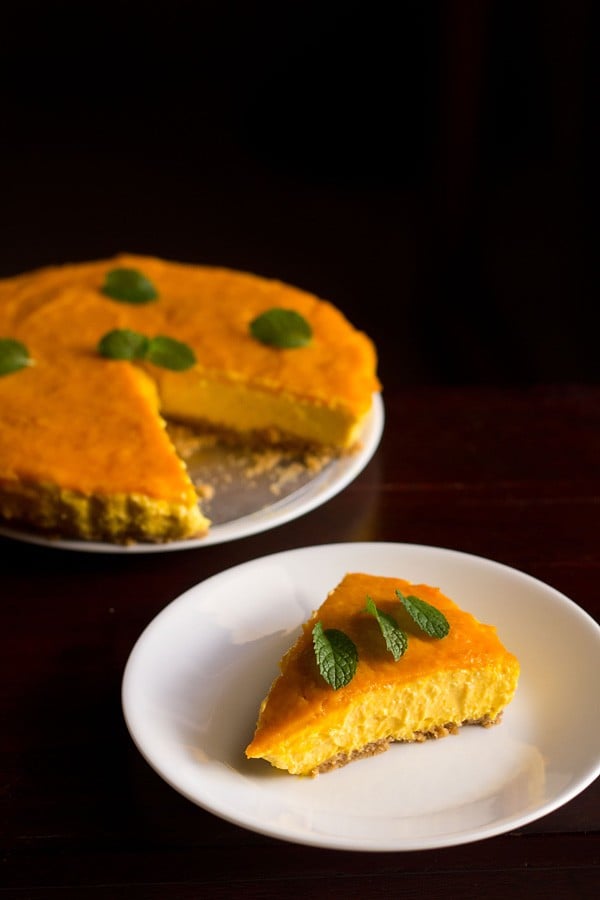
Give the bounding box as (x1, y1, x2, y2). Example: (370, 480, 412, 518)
(0, 394, 384, 554)
(122, 541, 600, 852)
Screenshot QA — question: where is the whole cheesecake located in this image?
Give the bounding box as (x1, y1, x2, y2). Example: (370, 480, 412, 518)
(0, 255, 380, 542)
(245, 573, 520, 775)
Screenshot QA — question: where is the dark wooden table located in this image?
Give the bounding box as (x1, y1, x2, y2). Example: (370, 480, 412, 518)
(2, 382, 599, 898)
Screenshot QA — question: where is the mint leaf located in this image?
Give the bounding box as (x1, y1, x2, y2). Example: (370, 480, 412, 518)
(97, 331, 196, 371)
(312, 621, 358, 690)
(146, 335, 196, 371)
(0, 338, 33, 376)
(250, 308, 312, 348)
(101, 268, 158, 304)
(365, 596, 408, 661)
(98, 329, 149, 361)
(396, 590, 450, 639)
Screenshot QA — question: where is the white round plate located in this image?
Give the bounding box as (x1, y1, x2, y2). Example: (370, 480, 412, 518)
(122, 542, 600, 852)
(0, 396, 383, 553)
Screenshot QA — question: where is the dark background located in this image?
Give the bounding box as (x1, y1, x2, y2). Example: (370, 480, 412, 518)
(0, 0, 596, 389)
(2, 6, 599, 894)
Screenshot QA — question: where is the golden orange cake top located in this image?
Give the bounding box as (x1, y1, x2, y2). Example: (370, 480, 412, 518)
(0, 253, 380, 409)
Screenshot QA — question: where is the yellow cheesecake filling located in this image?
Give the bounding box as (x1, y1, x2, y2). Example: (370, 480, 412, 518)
(246, 573, 520, 775)
(156, 371, 368, 449)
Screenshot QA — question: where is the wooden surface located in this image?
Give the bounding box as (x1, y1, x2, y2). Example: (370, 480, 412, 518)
(2, 383, 599, 898)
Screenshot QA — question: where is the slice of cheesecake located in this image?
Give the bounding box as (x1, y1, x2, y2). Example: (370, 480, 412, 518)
(245, 573, 520, 775)
(0, 355, 208, 542)
(0, 255, 379, 542)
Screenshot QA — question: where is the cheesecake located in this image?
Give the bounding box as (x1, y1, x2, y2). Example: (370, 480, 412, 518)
(245, 573, 520, 775)
(0, 255, 380, 542)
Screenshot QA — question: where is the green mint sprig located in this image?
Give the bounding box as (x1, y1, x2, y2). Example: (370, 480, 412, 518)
(101, 268, 158, 304)
(396, 590, 450, 639)
(365, 596, 408, 661)
(0, 338, 33, 377)
(312, 621, 358, 690)
(98, 329, 196, 371)
(250, 308, 312, 349)
(98, 329, 149, 361)
(145, 335, 196, 371)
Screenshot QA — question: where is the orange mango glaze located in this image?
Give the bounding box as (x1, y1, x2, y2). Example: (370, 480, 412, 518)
(2, 254, 380, 409)
(0, 354, 194, 501)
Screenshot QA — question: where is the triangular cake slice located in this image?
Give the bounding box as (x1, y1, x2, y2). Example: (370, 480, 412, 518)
(0, 354, 208, 542)
(246, 572, 520, 775)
